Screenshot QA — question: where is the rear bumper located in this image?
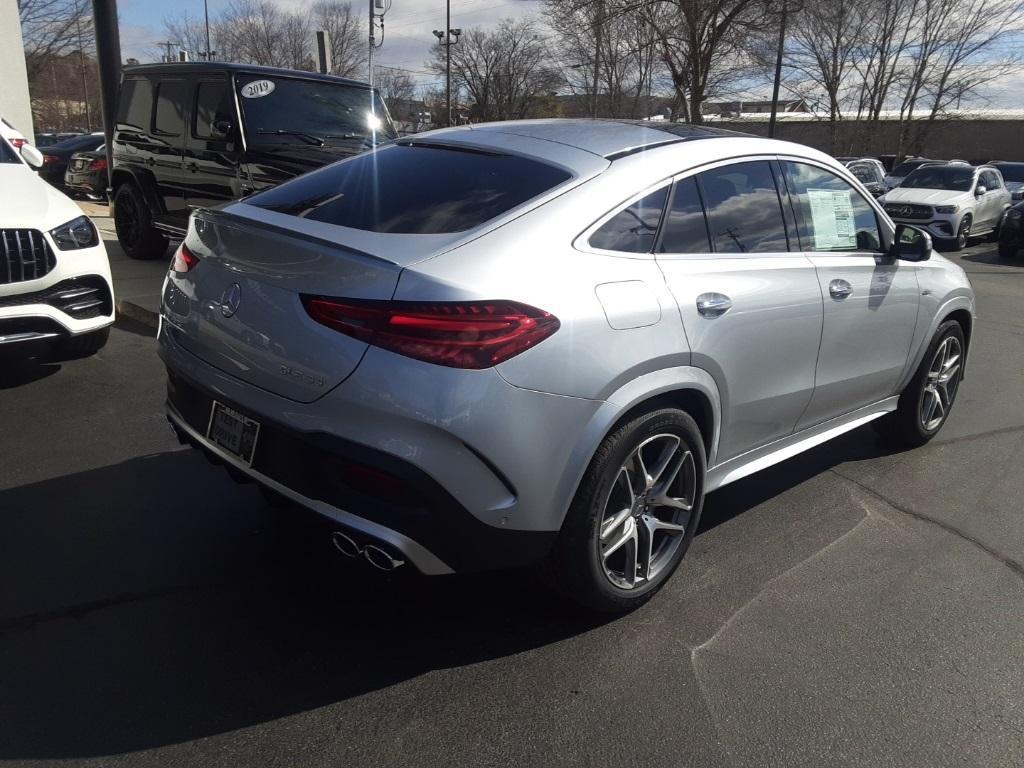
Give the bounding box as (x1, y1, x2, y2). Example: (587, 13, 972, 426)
(63, 171, 105, 197)
(164, 367, 562, 575)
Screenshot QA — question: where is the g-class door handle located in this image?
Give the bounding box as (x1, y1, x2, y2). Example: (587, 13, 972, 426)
(187, 162, 199, 172)
(829, 279, 853, 299)
(696, 293, 732, 317)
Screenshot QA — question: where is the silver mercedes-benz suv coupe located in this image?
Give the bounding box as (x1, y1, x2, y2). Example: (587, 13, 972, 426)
(159, 120, 975, 612)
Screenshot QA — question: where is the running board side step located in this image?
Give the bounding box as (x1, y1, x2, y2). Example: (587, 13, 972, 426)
(705, 397, 899, 492)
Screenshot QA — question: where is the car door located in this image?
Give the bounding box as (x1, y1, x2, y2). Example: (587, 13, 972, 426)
(654, 159, 824, 463)
(184, 77, 244, 210)
(981, 170, 1007, 228)
(778, 159, 920, 431)
(150, 78, 189, 228)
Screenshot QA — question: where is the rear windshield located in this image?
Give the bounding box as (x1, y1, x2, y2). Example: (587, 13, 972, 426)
(248, 143, 573, 234)
(993, 163, 1024, 182)
(891, 160, 933, 176)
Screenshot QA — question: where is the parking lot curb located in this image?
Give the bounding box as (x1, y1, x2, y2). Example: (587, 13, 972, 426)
(116, 298, 159, 330)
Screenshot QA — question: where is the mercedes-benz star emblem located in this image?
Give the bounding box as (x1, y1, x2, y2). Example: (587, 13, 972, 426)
(220, 283, 242, 318)
(898, 205, 913, 217)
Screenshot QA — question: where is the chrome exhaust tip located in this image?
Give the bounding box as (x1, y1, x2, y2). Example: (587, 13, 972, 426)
(329, 531, 405, 571)
(330, 531, 360, 558)
(363, 544, 405, 571)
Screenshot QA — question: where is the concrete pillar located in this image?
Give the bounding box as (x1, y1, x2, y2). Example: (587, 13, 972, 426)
(1, 0, 35, 140)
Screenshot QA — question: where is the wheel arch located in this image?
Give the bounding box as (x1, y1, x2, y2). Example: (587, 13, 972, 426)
(552, 367, 722, 531)
(110, 166, 164, 217)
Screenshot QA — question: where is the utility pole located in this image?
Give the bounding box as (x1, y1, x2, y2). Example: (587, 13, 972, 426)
(158, 40, 178, 63)
(768, 0, 788, 138)
(204, 0, 211, 61)
(75, 13, 91, 131)
(432, 18, 461, 126)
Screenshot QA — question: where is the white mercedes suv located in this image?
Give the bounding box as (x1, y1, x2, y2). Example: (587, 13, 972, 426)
(880, 163, 1012, 251)
(0, 120, 114, 356)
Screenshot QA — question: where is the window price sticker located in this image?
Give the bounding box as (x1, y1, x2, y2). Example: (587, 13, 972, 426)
(807, 188, 856, 249)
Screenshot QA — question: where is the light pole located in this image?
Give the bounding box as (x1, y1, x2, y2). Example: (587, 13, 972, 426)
(203, 0, 211, 60)
(433, 20, 461, 127)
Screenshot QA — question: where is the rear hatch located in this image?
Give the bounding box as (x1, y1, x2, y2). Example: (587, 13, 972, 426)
(162, 210, 434, 403)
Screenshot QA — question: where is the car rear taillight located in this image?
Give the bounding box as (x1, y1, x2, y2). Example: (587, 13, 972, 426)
(43, 154, 59, 165)
(171, 243, 200, 273)
(88, 157, 108, 171)
(301, 297, 560, 369)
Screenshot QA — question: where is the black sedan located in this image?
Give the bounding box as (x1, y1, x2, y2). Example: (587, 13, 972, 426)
(999, 201, 1023, 259)
(63, 147, 107, 200)
(39, 133, 104, 189)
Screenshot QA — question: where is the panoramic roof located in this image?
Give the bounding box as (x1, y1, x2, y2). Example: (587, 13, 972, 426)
(460, 119, 749, 159)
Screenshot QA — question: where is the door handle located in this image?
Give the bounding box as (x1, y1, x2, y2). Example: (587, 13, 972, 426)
(145, 157, 155, 166)
(696, 293, 732, 317)
(829, 279, 853, 299)
(187, 162, 199, 172)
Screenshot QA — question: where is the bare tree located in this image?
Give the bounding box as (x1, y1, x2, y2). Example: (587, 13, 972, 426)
(782, 0, 873, 150)
(19, 0, 94, 79)
(374, 67, 418, 119)
(645, 0, 766, 123)
(161, 11, 212, 60)
(429, 18, 562, 122)
(312, 1, 366, 78)
(544, 0, 662, 118)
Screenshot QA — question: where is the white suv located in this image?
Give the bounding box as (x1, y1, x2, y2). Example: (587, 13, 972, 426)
(0, 119, 114, 356)
(880, 163, 1012, 250)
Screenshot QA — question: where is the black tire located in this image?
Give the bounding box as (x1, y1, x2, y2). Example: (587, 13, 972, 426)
(546, 408, 706, 613)
(113, 182, 168, 260)
(952, 215, 971, 251)
(875, 320, 965, 449)
(51, 326, 110, 360)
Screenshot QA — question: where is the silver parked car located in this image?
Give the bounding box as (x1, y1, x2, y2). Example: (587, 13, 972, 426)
(160, 120, 976, 612)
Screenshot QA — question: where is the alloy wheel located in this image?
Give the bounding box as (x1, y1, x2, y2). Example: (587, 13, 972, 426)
(116, 194, 139, 246)
(920, 335, 962, 431)
(598, 434, 696, 590)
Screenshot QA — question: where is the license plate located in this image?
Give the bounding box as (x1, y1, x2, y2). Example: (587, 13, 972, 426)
(206, 401, 261, 465)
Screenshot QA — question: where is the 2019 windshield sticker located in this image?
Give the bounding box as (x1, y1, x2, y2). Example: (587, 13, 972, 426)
(241, 80, 275, 99)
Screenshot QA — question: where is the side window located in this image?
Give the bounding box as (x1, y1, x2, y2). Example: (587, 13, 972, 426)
(781, 161, 882, 252)
(589, 186, 669, 253)
(984, 171, 1002, 190)
(153, 80, 186, 136)
(117, 78, 153, 131)
(698, 161, 789, 253)
(658, 176, 711, 253)
(194, 81, 234, 140)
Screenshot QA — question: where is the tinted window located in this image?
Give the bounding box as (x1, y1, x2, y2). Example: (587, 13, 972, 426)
(249, 144, 572, 234)
(982, 170, 1002, 189)
(194, 81, 234, 140)
(238, 75, 397, 144)
(154, 80, 186, 136)
(902, 165, 974, 191)
(891, 159, 932, 176)
(849, 162, 882, 185)
(117, 78, 153, 131)
(992, 163, 1024, 182)
(590, 187, 668, 253)
(781, 161, 881, 252)
(658, 176, 710, 253)
(698, 161, 788, 253)
(0, 139, 18, 164)
(49, 134, 103, 151)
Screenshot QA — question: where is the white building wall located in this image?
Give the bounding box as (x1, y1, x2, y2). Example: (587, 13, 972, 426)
(0, 0, 35, 140)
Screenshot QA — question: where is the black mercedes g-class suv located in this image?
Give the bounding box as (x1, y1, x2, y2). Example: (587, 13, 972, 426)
(110, 63, 397, 260)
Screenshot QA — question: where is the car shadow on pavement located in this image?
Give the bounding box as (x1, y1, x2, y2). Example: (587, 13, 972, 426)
(960, 250, 1023, 268)
(0, 427, 896, 760)
(0, 356, 62, 389)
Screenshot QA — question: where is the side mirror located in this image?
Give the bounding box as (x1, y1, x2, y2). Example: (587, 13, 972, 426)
(975, 185, 987, 197)
(891, 224, 931, 262)
(20, 143, 44, 169)
(211, 119, 233, 140)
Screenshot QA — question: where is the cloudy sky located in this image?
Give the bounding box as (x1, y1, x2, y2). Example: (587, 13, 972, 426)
(115, 0, 1023, 108)
(117, 0, 542, 90)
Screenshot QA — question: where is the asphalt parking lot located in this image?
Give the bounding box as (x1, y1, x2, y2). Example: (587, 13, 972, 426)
(1, 240, 1022, 767)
